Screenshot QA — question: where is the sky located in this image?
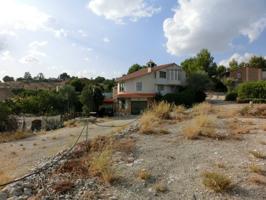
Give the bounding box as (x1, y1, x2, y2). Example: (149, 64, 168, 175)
(0, 0, 266, 80)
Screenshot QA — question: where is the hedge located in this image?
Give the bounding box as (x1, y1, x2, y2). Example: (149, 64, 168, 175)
(237, 81, 266, 100)
(225, 91, 237, 101)
(162, 89, 206, 107)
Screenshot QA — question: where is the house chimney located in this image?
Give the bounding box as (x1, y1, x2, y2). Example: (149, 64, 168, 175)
(148, 67, 152, 73)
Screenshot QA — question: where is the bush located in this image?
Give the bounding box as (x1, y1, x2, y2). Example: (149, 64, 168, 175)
(237, 81, 266, 101)
(212, 78, 227, 92)
(162, 88, 206, 107)
(0, 103, 17, 132)
(225, 91, 238, 101)
(202, 171, 232, 192)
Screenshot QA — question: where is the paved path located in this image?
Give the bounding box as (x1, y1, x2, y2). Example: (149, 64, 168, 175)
(0, 117, 136, 183)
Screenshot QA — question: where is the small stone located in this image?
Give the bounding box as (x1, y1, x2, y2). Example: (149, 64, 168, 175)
(23, 188, 32, 196)
(0, 192, 8, 200)
(9, 187, 23, 197)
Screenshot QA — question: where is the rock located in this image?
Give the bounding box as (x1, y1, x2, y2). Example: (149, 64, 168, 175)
(23, 188, 32, 196)
(9, 187, 23, 197)
(0, 192, 8, 200)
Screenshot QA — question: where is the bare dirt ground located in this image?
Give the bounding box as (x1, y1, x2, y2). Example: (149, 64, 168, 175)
(0, 117, 136, 182)
(110, 103, 266, 200)
(1, 103, 266, 200)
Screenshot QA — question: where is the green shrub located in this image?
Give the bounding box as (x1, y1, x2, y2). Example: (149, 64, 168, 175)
(237, 81, 266, 100)
(0, 103, 17, 132)
(162, 89, 206, 107)
(225, 91, 237, 101)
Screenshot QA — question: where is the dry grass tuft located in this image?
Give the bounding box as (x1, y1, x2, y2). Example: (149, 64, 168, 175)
(90, 136, 113, 152)
(240, 105, 266, 117)
(139, 101, 173, 134)
(216, 162, 226, 169)
(114, 138, 135, 154)
(183, 115, 218, 140)
(57, 159, 89, 177)
(0, 131, 32, 143)
(249, 175, 266, 185)
(193, 102, 214, 116)
(202, 171, 232, 192)
(154, 182, 168, 193)
(139, 111, 159, 134)
(151, 101, 172, 119)
(171, 105, 189, 121)
(249, 164, 266, 175)
(53, 179, 74, 193)
(137, 169, 151, 180)
(249, 150, 266, 159)
(89, 150, 117, 184)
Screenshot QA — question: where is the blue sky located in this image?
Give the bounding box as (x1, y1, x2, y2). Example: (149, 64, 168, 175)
(0, 0, 266, 79)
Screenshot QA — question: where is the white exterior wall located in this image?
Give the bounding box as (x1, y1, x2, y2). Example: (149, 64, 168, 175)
(117, 64, 186, 95)
(117, 73, 155, 94)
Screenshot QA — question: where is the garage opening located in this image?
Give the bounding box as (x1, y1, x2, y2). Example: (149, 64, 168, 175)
(131, 101, 147, 115)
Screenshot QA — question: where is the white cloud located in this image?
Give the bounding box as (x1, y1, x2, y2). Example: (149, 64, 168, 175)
(78, 29, 88, 37)
(219, 53, 255, 67)
(103, 37, 110, 43)
(54, 28, 68, 38)
(19, 55, 40, 64)
(19, 41, 48, 64)
(88, 0, 161, 24)
(163, 0, 266, 56)
(0, 51, 13, 61)
(0, 1, 51, 32)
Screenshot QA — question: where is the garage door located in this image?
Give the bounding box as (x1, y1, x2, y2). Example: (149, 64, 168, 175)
(131, 101, 147, 115)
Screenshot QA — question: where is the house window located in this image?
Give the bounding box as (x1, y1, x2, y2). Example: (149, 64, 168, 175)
(174, 70, 178, 80)
(119, 82, 125, 92)
(178, 70, 181, 80)
(159, 71, 167, 79)
(136, 82, 142, 91)
(158, 85, 164, 92)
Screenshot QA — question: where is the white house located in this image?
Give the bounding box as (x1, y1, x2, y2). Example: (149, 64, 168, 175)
(113, 63, 186, 115)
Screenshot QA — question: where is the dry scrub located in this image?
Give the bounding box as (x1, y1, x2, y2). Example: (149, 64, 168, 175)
(0, 131, 33, 143)
(53, 179, 74, 193)
(249, 150, 266, 159)
(240, 105, 266, 118)
(137, 169, 151, 180)
(154, 182, 168, 193)
(249, 164, 266, 175)
(202, 171, 232, 192)
(90, 150, 117, 184)
(139, 101, 189, 134)
(192, 102, 215, 116)
(183, 115, 218, 140)
(54, 135, 135, 187)
(249, 175, 266, 185)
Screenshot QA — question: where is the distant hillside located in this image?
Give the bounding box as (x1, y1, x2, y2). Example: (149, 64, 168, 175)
(0, 81, 66, 101)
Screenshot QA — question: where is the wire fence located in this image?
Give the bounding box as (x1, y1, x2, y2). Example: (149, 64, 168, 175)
(0, 117, 139, 188)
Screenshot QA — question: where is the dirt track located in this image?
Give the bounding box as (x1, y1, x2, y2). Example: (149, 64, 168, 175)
(0, 117, 136, 182)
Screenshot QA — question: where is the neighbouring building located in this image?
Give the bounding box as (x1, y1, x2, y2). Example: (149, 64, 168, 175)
(229, 67, 266, 82)
(113, 63, 186, 115)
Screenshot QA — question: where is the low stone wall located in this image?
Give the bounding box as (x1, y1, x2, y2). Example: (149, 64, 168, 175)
(16, 115, 63, 132)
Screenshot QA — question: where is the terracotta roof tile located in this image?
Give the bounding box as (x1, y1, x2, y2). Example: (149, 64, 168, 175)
(116, 63, 177, 82)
